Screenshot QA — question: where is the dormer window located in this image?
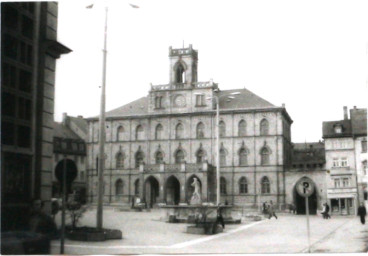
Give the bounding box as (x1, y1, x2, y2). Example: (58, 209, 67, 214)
(334, 124, 342, 134)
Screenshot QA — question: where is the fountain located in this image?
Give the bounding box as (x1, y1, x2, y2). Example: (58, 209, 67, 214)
(159, 178, 241, 234)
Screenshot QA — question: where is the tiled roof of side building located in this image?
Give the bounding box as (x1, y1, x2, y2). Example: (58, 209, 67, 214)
(350, 108, 367, 136)
(69, 116, 88, 133)
(292, 142, 325, 164)
(53, 122, 83, 140)
(322, 119, 352, 138)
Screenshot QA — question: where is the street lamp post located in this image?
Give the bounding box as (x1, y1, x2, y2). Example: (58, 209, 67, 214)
(205, 91, 240, 206)
(97, 6, 108, 231)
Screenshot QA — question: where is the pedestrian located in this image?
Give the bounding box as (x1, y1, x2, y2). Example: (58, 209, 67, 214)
(262, 202, 268, 214)
(216, 207, 225, 229)
(321, 203, 327, 219)
(268, 200, 278, 219)
(290, 203, 296, 214)
(28, 199, 58, 239)
(357, 203, 366, 225)
(325, 203, 331, 219)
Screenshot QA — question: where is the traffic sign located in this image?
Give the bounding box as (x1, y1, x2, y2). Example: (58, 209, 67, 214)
(296, 178, 314, 198)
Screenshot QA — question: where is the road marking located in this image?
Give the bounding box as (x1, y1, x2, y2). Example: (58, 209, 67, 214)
(300, 218, 353, 253)
(170, 220, 266, 249)
(51, 220, 266, 250)
(51, 243, 168, 249)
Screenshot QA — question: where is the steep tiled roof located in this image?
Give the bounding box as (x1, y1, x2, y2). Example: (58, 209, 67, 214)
(218, 88, 275, 109)
(292, 142, 325, 164)
(105, 97, 148, 118)
(69, 116, 88, 133)
(100, 87, 276, 119)
(53, 122, 82, 140)
(350, 108, 367, 136)
(322, 119, 352, 138)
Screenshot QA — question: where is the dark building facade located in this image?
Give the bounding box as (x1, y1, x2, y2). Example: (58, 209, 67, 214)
(1, 2, 70, 230)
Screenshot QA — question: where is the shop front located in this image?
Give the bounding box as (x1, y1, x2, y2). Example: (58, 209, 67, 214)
(327, 191, 357, 215)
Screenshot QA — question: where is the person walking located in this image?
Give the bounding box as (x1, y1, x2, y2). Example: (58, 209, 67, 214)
(325, 203, 331, 219)
(357, 203, 366, 224)
(268, 200, 278, 219)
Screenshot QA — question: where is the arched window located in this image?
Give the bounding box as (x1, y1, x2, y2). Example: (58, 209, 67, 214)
(238, 120, 246, 136)
(220, 177, 227, 195)
(117, 126, 124, 141)
(239, 148, 248, 166)
(134, 179, 140, 195)
(175, 150, 185, 164)
(115, 179, 124, 195)
(136, 125, 144, 140)
(239, 177, 248, 194)
(196, 122, 205, 139)
(175, 63, 185, 83)
(261, 176, 270, 194)
(155, 151, 164, 164)
(155, 124, 163, 140)
(175, 123, 184, 139)
(220, 148, 226, 166)
(260, 119, 269, 135)
(261, 147, 270, 165)
(196, 149, 205, 163)
(116, 152, 124, 169)
(135, 151, 144, 168)
(219, 121, 226, 137)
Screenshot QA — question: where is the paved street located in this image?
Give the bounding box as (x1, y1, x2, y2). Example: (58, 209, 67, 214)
(51, 208, 367, 254)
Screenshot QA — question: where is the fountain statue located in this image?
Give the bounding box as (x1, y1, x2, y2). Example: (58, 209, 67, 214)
(190, 177, 202, 205)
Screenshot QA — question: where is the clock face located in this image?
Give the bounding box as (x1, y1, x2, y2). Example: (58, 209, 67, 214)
(174, 94, 186, 107)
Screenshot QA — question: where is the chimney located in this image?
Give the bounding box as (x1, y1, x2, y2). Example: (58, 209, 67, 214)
(77, 115, 83, 119)
(354, 106, 357, 109)
(282, 103, 285, 108)
(343, 106, 348, 120)
(62, 112, 69, 126)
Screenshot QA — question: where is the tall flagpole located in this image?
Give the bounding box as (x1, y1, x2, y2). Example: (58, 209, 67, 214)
(97, 6, 108, 230)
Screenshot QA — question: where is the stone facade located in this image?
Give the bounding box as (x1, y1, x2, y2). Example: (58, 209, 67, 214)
(86, 45, 293, 208)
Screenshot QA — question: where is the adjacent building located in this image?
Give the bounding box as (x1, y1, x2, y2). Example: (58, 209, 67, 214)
(285, 142, 326, 214)
(1, 2, 71, 230)
(86, 45, 294, 209)
(323, 106, 367, 215)
(52, 113, 88, 203)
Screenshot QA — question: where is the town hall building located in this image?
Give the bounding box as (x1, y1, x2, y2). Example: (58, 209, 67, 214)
(86, 45, 295, 209)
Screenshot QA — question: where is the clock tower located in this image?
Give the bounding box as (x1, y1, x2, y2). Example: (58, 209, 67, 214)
(148, 45, 217, 114)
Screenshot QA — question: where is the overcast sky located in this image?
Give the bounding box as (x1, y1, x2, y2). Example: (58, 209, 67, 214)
(55, 0, 368, 143)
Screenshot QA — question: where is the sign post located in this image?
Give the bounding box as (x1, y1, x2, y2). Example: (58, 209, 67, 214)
(296, 178, 315, 253)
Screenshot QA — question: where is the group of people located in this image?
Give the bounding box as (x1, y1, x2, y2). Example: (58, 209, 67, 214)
(262, 200, 278, 219)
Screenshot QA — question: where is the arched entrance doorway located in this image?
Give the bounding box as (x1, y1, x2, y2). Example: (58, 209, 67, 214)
(165, 176, 180, 205)
(144, 176, 159, 208)
(293, 178, 318, 215)
(186, 175, 202, 203)
(54, 159, 78, 199)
